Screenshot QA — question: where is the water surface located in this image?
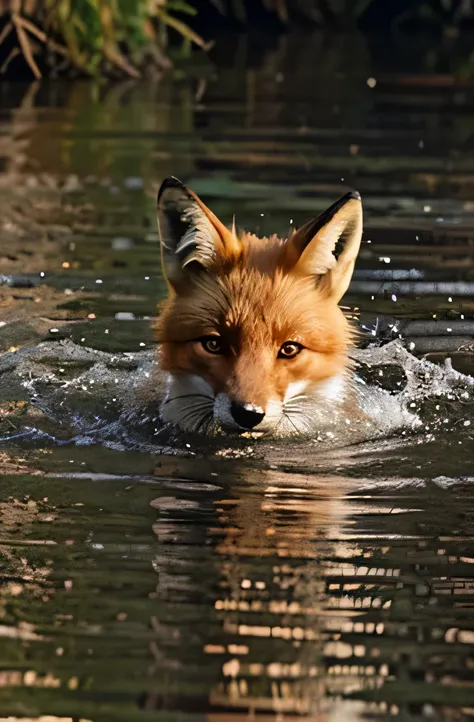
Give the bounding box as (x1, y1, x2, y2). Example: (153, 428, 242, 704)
(1, 31, 474, 721)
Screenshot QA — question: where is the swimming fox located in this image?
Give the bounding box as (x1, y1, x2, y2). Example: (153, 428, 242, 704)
(155, 176, 362, 437)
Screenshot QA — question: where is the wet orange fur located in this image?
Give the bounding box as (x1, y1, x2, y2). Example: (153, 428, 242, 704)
(156, 231, 355, 409)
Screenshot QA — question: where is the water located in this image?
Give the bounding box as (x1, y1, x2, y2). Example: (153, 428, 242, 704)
(1, 30, 474, 721)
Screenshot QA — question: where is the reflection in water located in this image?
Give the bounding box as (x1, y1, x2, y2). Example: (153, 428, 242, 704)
(147, 464, 474, 721)
(205, 471, 348, 718)
(0, 448, 473, 719)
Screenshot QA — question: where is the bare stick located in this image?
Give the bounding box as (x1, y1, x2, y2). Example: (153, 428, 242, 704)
(16, 15, 47, 43)
(0, 21, 12, 46)
(0, 46, 19, 74)
(15, 21, 41, 78)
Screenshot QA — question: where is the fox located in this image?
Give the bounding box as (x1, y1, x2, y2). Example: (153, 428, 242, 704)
(154, 176, 363, 438)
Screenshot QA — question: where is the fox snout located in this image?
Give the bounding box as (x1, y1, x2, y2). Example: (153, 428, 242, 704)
(214, 394, 268, 432)
(215, 354, 277, 431)
(229, 401, 265, 429)
(159, 373, 273, 435)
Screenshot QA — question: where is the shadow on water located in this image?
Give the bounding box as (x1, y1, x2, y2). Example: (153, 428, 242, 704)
(0, 28, 474, 721)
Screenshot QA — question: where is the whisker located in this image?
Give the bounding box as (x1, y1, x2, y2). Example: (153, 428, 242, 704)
(284, 403, 309, 414)
(284, 394, 309, 405)
(179, 403, 212, 420)
(283, 409, 314, 436)
(196, 410, 215, 434)
(176, 409, 206, 428)
(284, 402, 311, 416)
(282, 411, 300, 435)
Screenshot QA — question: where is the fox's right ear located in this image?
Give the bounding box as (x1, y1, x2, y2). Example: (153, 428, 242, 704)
(157, 177, 240, 288)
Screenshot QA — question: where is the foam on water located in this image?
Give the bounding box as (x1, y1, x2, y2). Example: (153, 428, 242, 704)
(0, 339, 473, 455)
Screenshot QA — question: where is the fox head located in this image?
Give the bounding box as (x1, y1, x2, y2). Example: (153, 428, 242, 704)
(155, 177, 363, 437)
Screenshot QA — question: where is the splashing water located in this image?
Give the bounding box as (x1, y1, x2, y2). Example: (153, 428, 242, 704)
(0, 339, 472, 456)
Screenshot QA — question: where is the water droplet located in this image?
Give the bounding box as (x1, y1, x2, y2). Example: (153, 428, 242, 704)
(111, 237, 133, 251)
(124, 176, 143, 189)
(115, 312, 136, 321)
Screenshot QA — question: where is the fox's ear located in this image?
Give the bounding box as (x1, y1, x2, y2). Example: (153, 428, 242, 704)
(282, 191, 362, 302)
(157, 177, 240, 288)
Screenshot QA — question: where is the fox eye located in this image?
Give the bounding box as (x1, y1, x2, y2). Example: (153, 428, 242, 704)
(200, 336, 223, 354)
(278, 341, 303, 359)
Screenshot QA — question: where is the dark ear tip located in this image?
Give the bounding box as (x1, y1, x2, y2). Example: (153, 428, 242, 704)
(344, 190, 361, 202)
(157, 176, 187, 203)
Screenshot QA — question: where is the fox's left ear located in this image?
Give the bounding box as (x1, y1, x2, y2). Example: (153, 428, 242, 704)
(282, 191, 363, 302)
(157, 176, 240, 288)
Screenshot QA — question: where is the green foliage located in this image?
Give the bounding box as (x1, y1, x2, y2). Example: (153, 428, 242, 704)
(0, 0, 208, 78)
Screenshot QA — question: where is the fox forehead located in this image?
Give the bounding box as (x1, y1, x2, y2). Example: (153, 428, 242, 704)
(157, 262, 350, 354)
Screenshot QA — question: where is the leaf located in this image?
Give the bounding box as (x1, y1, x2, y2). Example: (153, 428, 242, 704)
(166, 0, 198, 15)
(158, 9, 210, 49)
(57, 19, 88, 70)
(103, 40, 141, 77)
(56, 0, 72, 24)
(72, 13, 88, 35)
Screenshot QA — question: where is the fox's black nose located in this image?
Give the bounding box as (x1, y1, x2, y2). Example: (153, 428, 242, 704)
(230, 401, 265, 429)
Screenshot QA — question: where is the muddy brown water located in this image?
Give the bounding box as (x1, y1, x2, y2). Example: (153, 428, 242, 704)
(1, 31, 474, 722)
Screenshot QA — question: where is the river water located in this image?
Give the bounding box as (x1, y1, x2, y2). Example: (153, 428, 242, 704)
(0, 31, 474, 722)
